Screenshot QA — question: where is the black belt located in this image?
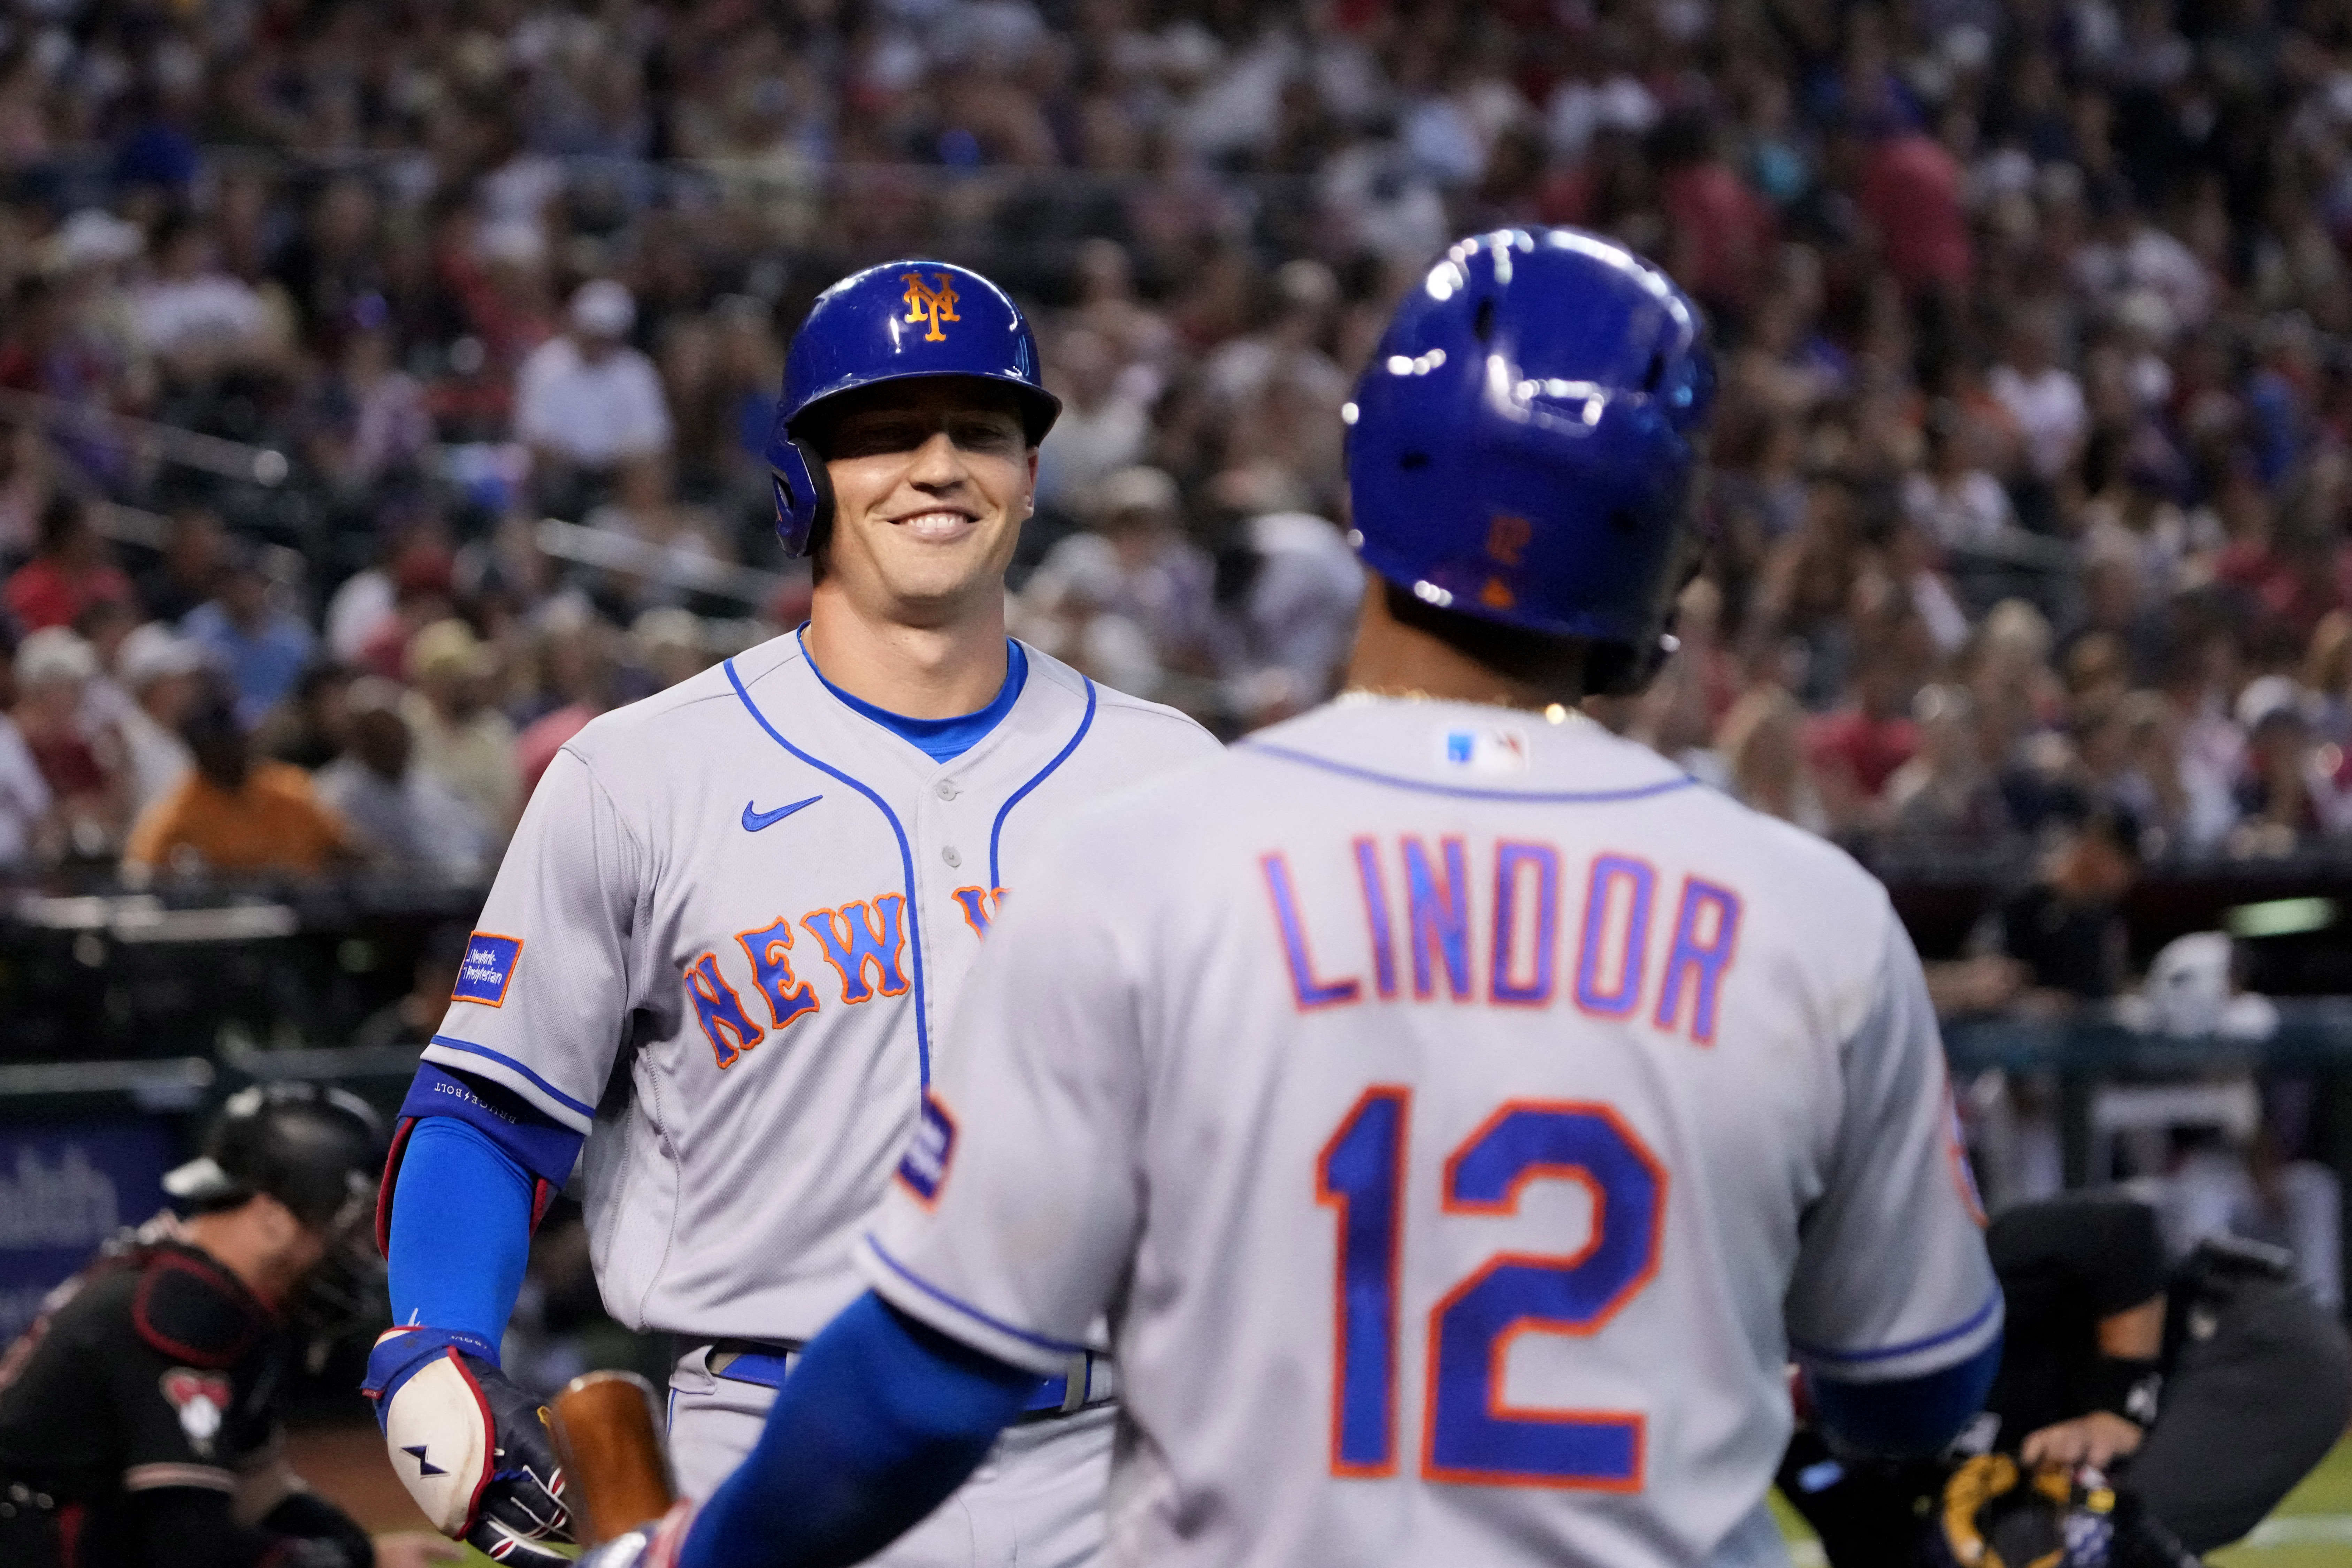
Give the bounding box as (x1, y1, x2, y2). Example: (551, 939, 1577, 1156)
(699, 1339, 1116, 1420)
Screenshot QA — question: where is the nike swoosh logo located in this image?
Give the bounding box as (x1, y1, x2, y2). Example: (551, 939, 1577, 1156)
(743, 795, 822, 832)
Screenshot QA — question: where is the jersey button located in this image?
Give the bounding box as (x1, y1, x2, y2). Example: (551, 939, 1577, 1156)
(942, 846, 962, 868)
(935, 781, 958, 801)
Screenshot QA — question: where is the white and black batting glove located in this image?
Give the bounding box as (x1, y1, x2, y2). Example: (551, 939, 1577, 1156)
(363, 1326, 573, 1565)
(576, 1500, 700, 1568)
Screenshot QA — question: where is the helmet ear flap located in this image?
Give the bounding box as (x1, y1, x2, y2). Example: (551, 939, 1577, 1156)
(1582, 502, 1707, 697)
(771, 437, 837, 558)
(1583, 638, 1660, 698)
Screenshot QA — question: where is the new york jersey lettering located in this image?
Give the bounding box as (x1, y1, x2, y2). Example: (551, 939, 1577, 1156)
(950, 886, 1009, 938)
(737, 917, 822, 1031)
(685, 951, 766, 1068)
(802, 896, 912, 1004)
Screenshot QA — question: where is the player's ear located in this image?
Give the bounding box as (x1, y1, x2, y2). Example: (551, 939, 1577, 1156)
(249, 1190, 309, 1255)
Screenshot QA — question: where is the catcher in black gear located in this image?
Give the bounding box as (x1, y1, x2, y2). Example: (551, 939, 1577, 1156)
(1778, 1194, 2351, 1565)
(0, 1083, 451, 1568)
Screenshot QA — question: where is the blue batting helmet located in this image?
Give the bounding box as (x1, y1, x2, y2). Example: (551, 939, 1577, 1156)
(1346, 228, 1714, 682)
(767, 259, 1060, 557)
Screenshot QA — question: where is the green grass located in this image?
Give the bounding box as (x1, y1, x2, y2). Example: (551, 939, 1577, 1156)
(2208, 1437, 2352, 1567)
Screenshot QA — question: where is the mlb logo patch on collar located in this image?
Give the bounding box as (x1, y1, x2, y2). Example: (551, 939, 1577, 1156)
(1439, 724, 1529, 775)
(451, 932, 524, 1007)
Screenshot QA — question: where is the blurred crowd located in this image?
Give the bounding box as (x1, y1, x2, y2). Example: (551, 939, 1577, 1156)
(0, 0, 2347, 1333)
(5, 0, 2352, 889)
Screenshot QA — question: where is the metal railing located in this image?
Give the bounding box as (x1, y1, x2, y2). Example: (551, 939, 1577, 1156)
(2, 387, 791, 608)
(0, 388, 290, 487)
(533, 515, 791, 608)
(1944, 998, 2352, 1072)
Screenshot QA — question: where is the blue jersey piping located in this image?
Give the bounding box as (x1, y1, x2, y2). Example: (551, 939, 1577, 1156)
(801, 629, 1030, 764)
(426, 1035, 597, 1121)
(864, 1234, 1092, 1356)
(1241, 740, 1699, 804)
(1792, 1286, 2005, 1368)
(726, 657, 933, 1085)
(987, 675, 1097, 890)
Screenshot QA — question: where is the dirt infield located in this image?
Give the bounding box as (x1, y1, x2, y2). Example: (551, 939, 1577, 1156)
(287, 1420, 439, 1535)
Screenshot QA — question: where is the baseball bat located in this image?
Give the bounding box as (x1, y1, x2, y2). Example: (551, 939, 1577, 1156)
(548, 1369, 676, 1546)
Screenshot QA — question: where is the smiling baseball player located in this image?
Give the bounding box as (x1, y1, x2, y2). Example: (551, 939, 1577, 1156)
(583, 229, 2004, 1568)
(361, 259, 1219, 1566)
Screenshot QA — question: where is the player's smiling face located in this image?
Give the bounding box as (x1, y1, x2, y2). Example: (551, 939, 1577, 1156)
(818, 380, 1036, 623)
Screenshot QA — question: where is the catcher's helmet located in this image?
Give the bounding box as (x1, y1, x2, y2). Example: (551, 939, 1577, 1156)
(767, 259, 1061, 557)
(1346, 228, 1714, 690)
(164, 1082, 386, 1236)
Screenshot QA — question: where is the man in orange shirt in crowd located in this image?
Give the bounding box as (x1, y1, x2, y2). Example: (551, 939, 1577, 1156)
(123, 697, 353, 877)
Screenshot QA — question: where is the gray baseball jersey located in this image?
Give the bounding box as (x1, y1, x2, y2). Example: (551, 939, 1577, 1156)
(421, 632, 1218, 1343)
(860, 696, 2000, 1568)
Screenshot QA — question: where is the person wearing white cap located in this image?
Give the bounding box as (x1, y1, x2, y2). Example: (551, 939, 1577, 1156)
(113, 621, 209, 814)
(314, 678, 495, 882)
(42, 209, 145, 274)
(0, 688, 53, 869)
(514, 278, 673, 491)
(1018, 465, 1222, 703)
(13, 625, 129, 852)
(2231, 674, 2352, 848)
(401, 618, 521, 835)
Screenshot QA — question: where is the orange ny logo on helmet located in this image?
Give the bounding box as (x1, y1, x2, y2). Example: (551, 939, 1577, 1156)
(901, 272, 961, 342)
(1485, 513, 1533, 566)
(1480, 514, 1533, 610)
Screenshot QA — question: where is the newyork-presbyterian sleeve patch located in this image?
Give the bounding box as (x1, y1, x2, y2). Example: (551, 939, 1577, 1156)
(451, 932, 525, 1007)
(896, 1092, 958, 1207)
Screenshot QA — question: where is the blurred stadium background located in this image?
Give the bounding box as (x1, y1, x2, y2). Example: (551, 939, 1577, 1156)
(6, 0, 2352, 1553)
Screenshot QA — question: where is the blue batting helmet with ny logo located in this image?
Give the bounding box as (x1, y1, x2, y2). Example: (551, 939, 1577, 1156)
(1346, 228, 1716, 690)
(767, 259, 1061, 557)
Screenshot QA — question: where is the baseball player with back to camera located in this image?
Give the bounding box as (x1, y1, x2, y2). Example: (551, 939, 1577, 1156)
(361, 260, 1220, 1565)
(577, 227, 2008, 1568)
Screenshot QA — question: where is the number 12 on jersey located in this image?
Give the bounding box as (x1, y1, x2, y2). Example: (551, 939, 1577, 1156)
(1317, 1088, 1666, 1490)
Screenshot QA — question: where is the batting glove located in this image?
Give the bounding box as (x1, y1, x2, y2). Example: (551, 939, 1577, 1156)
(363, 1326, 572, 1566)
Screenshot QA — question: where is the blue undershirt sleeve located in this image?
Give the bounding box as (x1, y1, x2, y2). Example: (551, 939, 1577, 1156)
(387, 1117, 537, 1347)
(681, 1292, 1040, 1568)
(396, 1062, 586, 1183)
(1803, 1331, 2004, 1459)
